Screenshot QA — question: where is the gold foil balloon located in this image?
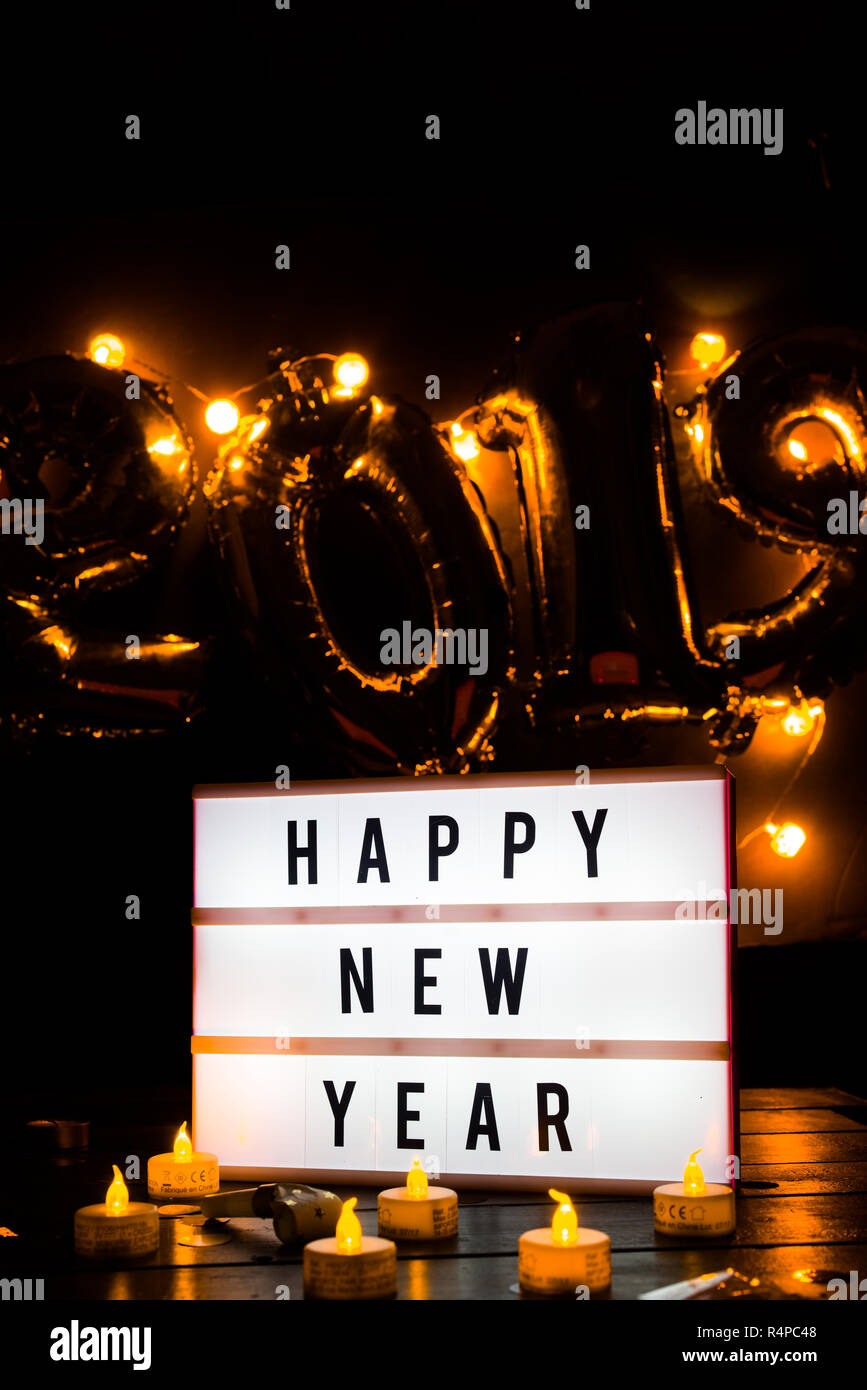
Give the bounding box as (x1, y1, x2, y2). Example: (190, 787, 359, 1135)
(205, 356, 514, 773)
(687, 326, 867, 697)
(0, 353, 205, 737)
(7, 315, 867, 756)
(471, 304, 725, 756)
(0, 354, 195, 597)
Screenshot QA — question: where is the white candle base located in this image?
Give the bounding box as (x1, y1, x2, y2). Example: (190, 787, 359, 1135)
(74, 1203, 159, 1258)
(303, 1236, 397, 1300)
(653, 1183, 736, 1237)
(147, 1152, 219, 1199)
(518, 1227, 611, 1295)
(377, 1187, 458, 1240)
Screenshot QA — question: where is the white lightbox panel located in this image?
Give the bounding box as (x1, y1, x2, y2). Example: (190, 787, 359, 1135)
(194, 774, 729, 907)
(192, 1054, 732, 1184)
(193, 768, 735, 1190)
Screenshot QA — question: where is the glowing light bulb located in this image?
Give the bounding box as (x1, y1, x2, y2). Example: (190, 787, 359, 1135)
(451, 423, 480, 461)
(174, 1122, 192, 1163)
(105, 1164, 129, 1216)
(335, 1197, 363, 1255)
(333, 353, 369, 392)
(406, 1157, 428, 1199)
(89, 334, 125, 369)
(689, 332, 726, 370)
(766, 822, 806, 858)
(548, 1188, 579, 1247)
(782, 709, 809, 736)
(248, 417, 269, 441)
(205, 399, 240, 435)
(228, 455, 244, 471)
(781, 699, 819, 737)
(683, 1149, 706, 1197)
(788, 438, 808, 461)
(148, 435, 182, 457)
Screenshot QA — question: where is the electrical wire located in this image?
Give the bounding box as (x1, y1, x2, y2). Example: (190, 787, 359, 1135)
(736, 705, 826, 850)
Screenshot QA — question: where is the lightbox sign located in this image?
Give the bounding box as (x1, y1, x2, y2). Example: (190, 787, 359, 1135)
(192, 768, 736, 1191)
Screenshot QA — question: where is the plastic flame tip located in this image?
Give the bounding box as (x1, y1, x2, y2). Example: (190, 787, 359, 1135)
(548, 1188, 579, 1247)
(105, 1164, 129, 1215)
(407, 1157, 429, 1199)
(174, 1122, 192, 1162)
(683, 1148, 707, 1196)
(335, 1197, 363, 1255)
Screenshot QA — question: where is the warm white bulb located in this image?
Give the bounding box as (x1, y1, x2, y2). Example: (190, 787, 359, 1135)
(205, 400, 240, 435)
(767, 823, 806, 858)
(333, 353, 369, 390)
(89, 334, 125, 369)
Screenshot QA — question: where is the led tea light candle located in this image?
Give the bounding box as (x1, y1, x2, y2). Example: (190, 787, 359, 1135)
(26, 1119, 89, 1152)
(518, 1189, 611, 1296)
(303, 1197, 397, 1300)
(653, 1148, 736, 1238)
(147, 1122, 219, 1200)
(377, 1157, 458, 1240)
(74, 1165, 159, 1258)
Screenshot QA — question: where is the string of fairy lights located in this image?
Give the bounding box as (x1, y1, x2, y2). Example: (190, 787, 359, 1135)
(83, 327, 828, 863)
(680, 330, 826, 861)
(87, 332, 372, 435)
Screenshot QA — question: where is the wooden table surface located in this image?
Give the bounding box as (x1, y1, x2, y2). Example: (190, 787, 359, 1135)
(7, 1087, 866, 1301)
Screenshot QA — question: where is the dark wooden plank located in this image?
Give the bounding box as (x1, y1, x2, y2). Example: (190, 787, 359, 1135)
(740, 1088, 865, 1111)
(352, 1193, 866, 1257)
(741, 1108, 867, 1135)
(43, 1243, 867, 1302)
(742, 1131, 867, 1164)
(365, 1193, 867, 1257)
(740, 1162, 867, 1196)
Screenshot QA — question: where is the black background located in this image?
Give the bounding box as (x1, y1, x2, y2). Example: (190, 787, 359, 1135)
(2, 0, 866, 1130)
